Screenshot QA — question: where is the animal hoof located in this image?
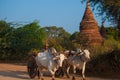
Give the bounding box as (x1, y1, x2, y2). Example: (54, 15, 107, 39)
(41, 78, 44, 80)
(72, 76, 75, 80)
(67, 76, 70, 78)
(82, 78, 85, 80)
(52, 78, 55, 80)
(38, 78, 44, 80)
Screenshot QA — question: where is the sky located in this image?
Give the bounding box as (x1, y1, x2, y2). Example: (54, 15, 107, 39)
(0, 0, 111, 34)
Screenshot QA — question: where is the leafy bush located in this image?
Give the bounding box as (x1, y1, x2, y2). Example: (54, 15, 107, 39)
(88, 38, 120, 59)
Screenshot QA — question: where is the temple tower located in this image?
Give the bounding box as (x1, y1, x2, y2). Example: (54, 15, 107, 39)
(100, 22, 106, 38)
(79, 2, 102, 46)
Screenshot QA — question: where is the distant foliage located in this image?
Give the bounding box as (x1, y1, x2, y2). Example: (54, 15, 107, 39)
(43, 26, 72, 50)
(89, 39, 120, 59)
(0, 20, 120, 61)
(0, 20, 46, 60)
(105, 27, 118, 40)
(0, 20, 14, 60)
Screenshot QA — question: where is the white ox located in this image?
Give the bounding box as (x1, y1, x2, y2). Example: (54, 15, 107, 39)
(35, 48, 66, 80)
(63, 49, 90, 80)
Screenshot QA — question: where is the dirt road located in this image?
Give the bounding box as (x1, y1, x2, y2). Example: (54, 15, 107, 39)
(0, 63, 119, 80)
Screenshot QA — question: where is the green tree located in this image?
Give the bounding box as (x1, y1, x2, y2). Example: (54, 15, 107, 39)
(8, 21, 46, 60)
(106, 27, 118, 40)
(43, 26, 71, 50)
(70, 32, 80, 42)
(0, 20, 14, 60)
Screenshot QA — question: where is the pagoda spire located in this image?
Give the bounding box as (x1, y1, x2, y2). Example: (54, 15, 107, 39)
(80, 2, 97, 30)
(79, 2, 102, 46)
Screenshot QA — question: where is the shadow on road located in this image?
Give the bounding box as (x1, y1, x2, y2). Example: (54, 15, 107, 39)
(0, 70, 28, 79)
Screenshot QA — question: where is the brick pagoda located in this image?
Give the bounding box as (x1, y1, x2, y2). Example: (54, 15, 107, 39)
(79, 2, 102, 46)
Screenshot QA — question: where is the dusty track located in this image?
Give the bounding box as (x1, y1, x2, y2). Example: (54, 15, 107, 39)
(0, 63, 119, 80)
